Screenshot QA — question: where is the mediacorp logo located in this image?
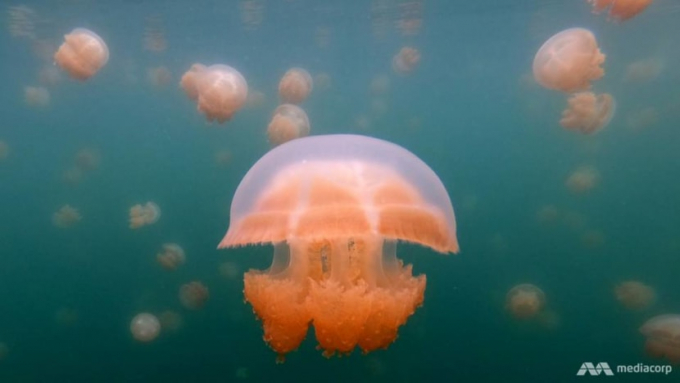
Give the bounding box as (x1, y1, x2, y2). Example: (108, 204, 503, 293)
(577, 362, 673, 376)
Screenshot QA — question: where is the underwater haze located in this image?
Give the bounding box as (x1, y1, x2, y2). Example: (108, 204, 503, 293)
(1, 0, 680, 381)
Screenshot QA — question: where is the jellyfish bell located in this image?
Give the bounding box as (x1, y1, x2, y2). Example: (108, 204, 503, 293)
(392, 47, 421, 75)
(196, 64, 249, 123)
(129, 201, 161, 229)
(156, 243, 186, 270)
(640, 314, 680, 364)
(533, 28, 605, 93)
(54, 28, 109, 81)
(587, 0, 654, 21)
(52, 205, 81, 228)
(180, 63, 206, 100)
(179, 281, 209, 310)
(566, 166, 599, 194)
(278, 68, 313, 104)
(218, 134, 458, 360)
(266, 104, 310, 147)
(615, 281, 656, 310)
(130, 313, 161, 342)
(506, 284, 545, 319)
(560, 92, 615, 134)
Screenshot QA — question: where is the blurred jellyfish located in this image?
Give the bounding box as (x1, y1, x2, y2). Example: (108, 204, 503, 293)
(129, 202, 161, 229)
(314, 73, 332, 91)
(536, 204, 560, 225)
(533, 28, 605, 93)
(267, 104, 310, 147)
(626, 107, 658, 131)
(314, 26, 331, 48)
(581, 229, 606, 249)
(0, 140, 9, 160)
(217, 134, 459, 360)
(587, 0, 654, 21)
(179, 281, 209, 310)
(245, 89, 266, 109)
(371, 98, 389, 117)
(354, 115, 371, 131)
(179, 63, 207, 100)
(506, 284, 545, 319)
(624, 58, 664, 83)
(560, 92, 615, 135)
(566, 166, 599, 194)
(195, 65, 249, 123)
(38, 65, 62, 86)
(615, 281, 656, 310)
(62, 167, 84, 186)
(214, 149, 233, 167)
(7, 5, 37, 39)
(537, 309, 562, 330)
(235, 367, 249, 379)
(397, 0, 424, 36)
(54, 28, 109, 81)
(369, 74, 391, 96)
(24, 86, 50, 107)
(0, 342, 8, 360)
(239, 0, 264, 31)
(278, 68, 313, 104)
(147, 66, 172, 87)
(74, 148, 101, 172)
(159, 310, 183, 332)
(392, 47, 421, 75)
(219, 261, 240, 280)
(52, 205, 81, 228)
(143, 15, 167, 53)
(54, 307, 79, 327)
(130, 313, 161, 342)
(640, 314, 680, 364)
(156, 243, 185, 270)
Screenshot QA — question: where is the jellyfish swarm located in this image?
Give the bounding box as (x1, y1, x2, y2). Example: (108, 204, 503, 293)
(192, 64, 248, 123)
(130, 313, 161, 342)
(640, 315, 680, 364)
(267, 104, 310, 147)
(129, 202, 161, 229)
(54, 28, 109, 81)
(156, 243, 185, 270)
(278, 68, 313, 104)
(615, 281, 656, 310)
(506, 284, 545, 319)
(588, 0, 653, 21)
(533, 28, 605, 93)
(218, 134, 459, 360)
(560, 92, 615, 134)
(392, 47, 421, 75)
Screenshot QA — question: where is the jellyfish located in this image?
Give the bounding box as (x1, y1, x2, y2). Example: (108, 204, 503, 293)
(219, 261, 241, 280)
(129, 202, 161, 229)
(130, 313, 160, 342)
(392, 47, 421, 75)
(587, 0, 654, 21)
(624, 58, 663, 83)
(38, 65, 62, 86)
(62, 167, 83, 186)
(615, 281, 656, 310)
(566, 166, 599, 194)
(278, 68, 313, 104)
(536, 204, 560, 225)
(506, 284, 545, 319)
(0, 140, 9, 160)
(533, 28, 605, 93)
(179, 281, 209, 310)
(245, 89, 266, 109)
(0, 342, 8, 360)
(54, 28, 109, 81)
(267, 104, 311, 147)
(560, 92, 615, 134)
(180, 63, 207, 100)
(640, 314, 680, 364)
(369, 74, 391, 96)
(217, 134, 459, 360)
(195, 65, 249, 123)
(24, 86, 50, 107)
(156, 243, 185, 270)
(52, 205, 81, 228)
(74, 148, 100, 172)
(314, 72, 332, 91)
(159, 310, 183, 332)
(626, 107, 658, 131)
(147, 66, 172, 87)
(54, 307, 79, 327)
(214, 149, 233, 167)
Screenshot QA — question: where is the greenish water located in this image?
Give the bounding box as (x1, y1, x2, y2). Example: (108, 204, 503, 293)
(1, 0, 679, 381)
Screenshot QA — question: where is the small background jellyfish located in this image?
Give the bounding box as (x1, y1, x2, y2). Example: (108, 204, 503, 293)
(24, 86, 50, 108)
(506, 284, 546, 320)
(266, 104, 311, 147)
(532, 28, 605, 93)
(587, 0, 654, 21)
(52, 205, 81, 228)
(130, 313, 161, 342)
(640, 315, 680, 364)
(178, 281, 209, 310)
(0, 140, 9, 160)
(278, 68, 313, 104)
(54, 28, 109, 81)
(159, 310, 183, 332)
(624, 58, 664, 83)
(147, 66, 172, 88)
(129, 202, 161, 229)
(615, 281, 656, 310)
(156, 243, 185, 270)
(560, 92, 615, 135)
(392, 47, 421, 75)
(143, 14, 167, 53)
(566, 166, 600, 194)
(0, 342, 8, 360)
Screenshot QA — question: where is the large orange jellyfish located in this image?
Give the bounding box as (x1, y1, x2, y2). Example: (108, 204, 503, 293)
(195, 64, 249, 123)
(560, 92, 616, 134)
(179, 63, 207, 100)
(278, 68, 313, 104)
(506, 283, 545, 319)
(54, 28, 109, 81)
(533, 28, 605, 93)
(640, 314, 680, 364)
(587, 0, 654, 21)
(266, 104, 310, 147)
(218, 134, 459, 360)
